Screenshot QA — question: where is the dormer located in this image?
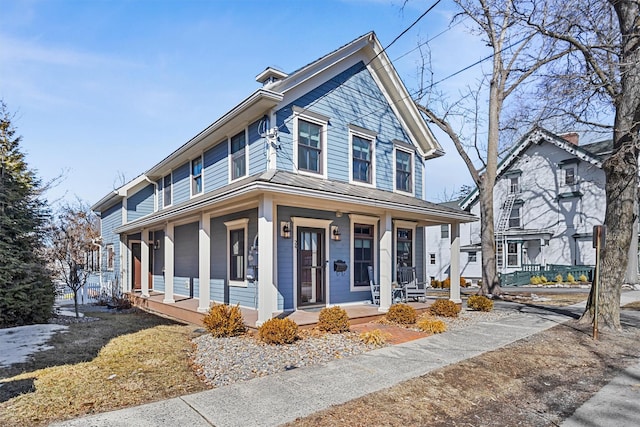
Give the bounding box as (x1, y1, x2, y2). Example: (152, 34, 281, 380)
(256, 67, 288, 87)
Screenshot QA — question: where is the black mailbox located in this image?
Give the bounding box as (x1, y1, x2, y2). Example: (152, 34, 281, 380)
(333, 260, 348, 272)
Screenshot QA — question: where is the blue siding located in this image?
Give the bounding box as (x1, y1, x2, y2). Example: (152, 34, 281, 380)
(99, 202, 123, 286)
(174, 222, 199, 297)
(209, 208, 258, 308)
(248, 119, 267, 175)
(415, 157, 424, 199)
(275, 62, 413, 190)
(172, 162, 190, 205)
(157, 178, 163, 209)
(153, 275, 165, 293)
(127, 184, 155, 222)
(203, 141, 228, 192)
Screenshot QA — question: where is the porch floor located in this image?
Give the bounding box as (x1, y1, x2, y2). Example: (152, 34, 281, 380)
(129, 291, 433, 329)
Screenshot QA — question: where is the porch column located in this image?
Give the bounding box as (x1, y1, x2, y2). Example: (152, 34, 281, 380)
(257, 194, 276, 326)
(163, 223, 175, 304)
(379, 211, 393, 312)
(449, 222, 462, 303)
(198, 213, 211, 312)
(141, 228, 150, 297)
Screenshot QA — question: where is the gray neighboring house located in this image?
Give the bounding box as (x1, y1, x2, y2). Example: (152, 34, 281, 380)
(426, 127, 637, 284)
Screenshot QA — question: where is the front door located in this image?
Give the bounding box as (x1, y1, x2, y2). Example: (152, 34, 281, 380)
(297, 228, 325, 307)
(132, 242, 142, 290)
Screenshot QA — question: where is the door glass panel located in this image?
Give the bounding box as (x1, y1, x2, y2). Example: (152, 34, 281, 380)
(298, 229, 324, 305)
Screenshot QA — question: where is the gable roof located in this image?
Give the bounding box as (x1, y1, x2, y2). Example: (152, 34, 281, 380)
(460, 127, 609, 210)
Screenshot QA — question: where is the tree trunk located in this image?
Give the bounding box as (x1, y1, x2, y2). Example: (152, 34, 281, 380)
(580, 0, 640, 330)
(479, 179, 501, 296)
(73, 290, 79, 318)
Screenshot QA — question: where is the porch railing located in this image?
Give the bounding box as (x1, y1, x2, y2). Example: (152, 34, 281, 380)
(500, 264, 594, 287)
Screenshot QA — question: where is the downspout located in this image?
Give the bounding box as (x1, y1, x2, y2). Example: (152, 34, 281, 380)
(91, 238, 103, 294)
(143, 176, 159, 212)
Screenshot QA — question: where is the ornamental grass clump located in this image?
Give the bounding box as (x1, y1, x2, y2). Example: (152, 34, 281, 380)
(386, 303, 417, 324)
(417, 316, 447, 334)
(203, 303, 246, 337)
(359, 329, 391, 346)
(429, 299, 461, 318)
(555, 274, 564, 283)
(467, 295, 494, 312)
(317, 306, 350, 333)
(258, 318, 299, 345)
(579, 274, 589, 283)
(567, 273, 576, 283)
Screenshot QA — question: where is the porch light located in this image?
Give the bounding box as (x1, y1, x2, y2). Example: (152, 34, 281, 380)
(281, 221, 291, 239)
(153, 240, 160, 250)
(331, 225, 341, 241)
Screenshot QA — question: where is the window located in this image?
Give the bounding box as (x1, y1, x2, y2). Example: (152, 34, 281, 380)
(229, 229, 245, 281)
(298, 119, 322, 174)
(191, 157, 203, 195)
(565, 167, 576, 185)
(440, 224, 449, 239)
(230, 131, 246, 180)
(395, 149, 412, 193)
(352, 135, 373, 184)
(429, 253, 436, 265)
(106, 244, 115, 271)
(496, 242, 504, 269)
(396, 228, 413, 267)
(353, 224, 374, 287)
(507, 242, 519, 267)
(468, 251, 477, 263)
(163, 174, 172, 207)
(509, 177, 520, 194)
(85, 249, 100, 272)
(509, 206, 521, 228)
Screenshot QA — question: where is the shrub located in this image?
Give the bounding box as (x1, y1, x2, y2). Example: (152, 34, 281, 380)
(429, 299, 461, 318)
(417, 317, 447, 334)
(203, 303, 246, 338)
(539, 275, 548, 284)
(460, 276, 469, 288)
(359, 329, 391, 346)
(530, 276, 541, 285)
(467, 295, 494, 312)
(386, 303, 417, 324)
(258, 318, 299, 344)
(442, 277, 451, 288)
(317, 306, 350, 333)
(555, 274, 564, 283)
(579, 274, 588, 282)
(430, 279, 441, 288)
(567, 273, 576, 283)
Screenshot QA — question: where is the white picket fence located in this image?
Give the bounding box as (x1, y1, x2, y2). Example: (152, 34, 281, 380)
(55, 281, 102, 304)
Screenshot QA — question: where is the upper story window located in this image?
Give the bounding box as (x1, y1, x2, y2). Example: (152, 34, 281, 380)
(395, 148, 413, 193)
(429, 253, 436, 265)
(509, 205, 521, 228)
(349, 126, 376, 186)
(565, 166, 576, 185)
(298, 119, 322, 174)
(163, 174, 172, 207)
(468, 251, 477, 263)
(230, 130, 247, 181)
(191, 156, 203, 196)
(440, 224, 449, 239)
(509, 176, 520, 194)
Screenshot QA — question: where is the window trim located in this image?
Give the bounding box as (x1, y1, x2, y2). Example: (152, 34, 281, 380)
(509, 176, 520, 194)
(162, 173, 172, 208)
(509, 205, 521, 229)
(190, 155, 204, 197)
(224, 218, 249, 287)
(106, 244, 115, 271)
(440, 224, 449, 239)
(228, 129, 249, 183)
(507, 242, 520, 267)
(293, 109, 328, 179)
(393, 220, 417, 269)
(393, 145, 414, 195)
(429, 253, 436, 265)
(564, 166, 577, 186)
(349, 214, 378, 292)
(348, 126, 376, 187)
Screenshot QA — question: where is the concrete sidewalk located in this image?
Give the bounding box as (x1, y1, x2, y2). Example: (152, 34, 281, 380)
(51, 291, 640, 427)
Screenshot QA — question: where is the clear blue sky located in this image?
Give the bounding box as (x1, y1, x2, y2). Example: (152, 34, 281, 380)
(0, 0, 487, 207)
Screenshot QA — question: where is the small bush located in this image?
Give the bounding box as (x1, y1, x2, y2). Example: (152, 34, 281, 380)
(203, 303, 246, 338)
(567, 273, 576, 283)
(417, 317, 447, 334)
(530, 276, 541, 285)
(539, 275, 548, 284)
(317, 306, 350, 333)
(258, 318, 299, 344)
(442, 277, 451, 288)
(386, 303, 417, 324)
(460, 276, 469, 288)
(429, 299, 461, 318)
(555, 274, 564, 283)
(467, 295, 494, 312)
(579, 274, 588, 282)
(359, 329, 391, 346)
(430, 279, 441, 288)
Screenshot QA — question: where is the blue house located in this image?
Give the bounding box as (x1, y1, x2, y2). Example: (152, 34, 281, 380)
(91, 32, 474, 325)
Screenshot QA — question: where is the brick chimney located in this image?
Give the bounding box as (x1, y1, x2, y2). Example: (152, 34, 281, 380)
(561, 132, 579, 145)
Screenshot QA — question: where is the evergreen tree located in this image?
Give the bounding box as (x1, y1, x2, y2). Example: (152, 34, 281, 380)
(0, 100, 54, 327)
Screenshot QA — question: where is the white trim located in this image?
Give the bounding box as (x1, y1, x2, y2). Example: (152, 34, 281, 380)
(190, 154, 204, 198)
(348, 127, 376, 188)
(393, 145, 415, 196)
(225, 218, 250, 287)
(393, 219, 417, 268)
(349, 214, 378, 292)
(228, 128, 249, 183)
(292, 111, 328, 179)
(291, 217, 333, 309)
(162, 172, 173, 209)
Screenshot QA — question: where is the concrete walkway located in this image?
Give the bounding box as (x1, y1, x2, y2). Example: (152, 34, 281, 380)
(51, 291, 640, 427)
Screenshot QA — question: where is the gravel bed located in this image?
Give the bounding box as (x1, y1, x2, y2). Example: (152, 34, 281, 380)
(441, 308, 519, 331)
(192, 332, 376, 388)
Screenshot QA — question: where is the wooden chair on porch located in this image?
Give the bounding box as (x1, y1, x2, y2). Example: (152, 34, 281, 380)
(367, 266, 380, 305)
(397, 266, 428, 302)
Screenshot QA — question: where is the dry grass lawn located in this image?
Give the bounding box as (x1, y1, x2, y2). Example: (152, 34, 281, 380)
(0, 310, 209, 427)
